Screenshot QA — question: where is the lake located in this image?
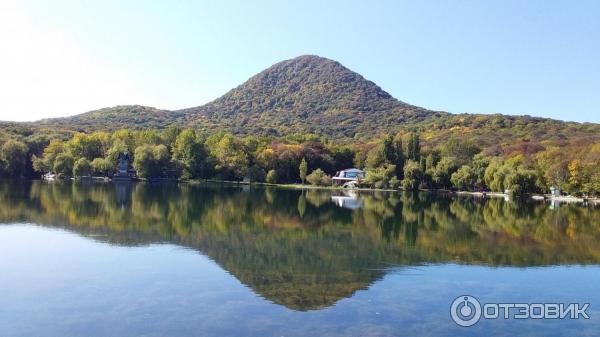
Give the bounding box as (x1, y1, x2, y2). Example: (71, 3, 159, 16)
(1, 181, 599, 336)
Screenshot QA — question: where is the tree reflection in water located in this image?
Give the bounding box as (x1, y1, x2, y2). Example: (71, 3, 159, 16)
(1, 181, 599, 311)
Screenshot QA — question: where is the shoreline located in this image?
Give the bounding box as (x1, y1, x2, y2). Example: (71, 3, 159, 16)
(185, 179, 600, 204)
(38, 177, 600, 205)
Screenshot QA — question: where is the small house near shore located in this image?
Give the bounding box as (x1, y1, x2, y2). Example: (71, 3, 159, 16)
(112, 152, 137, 181)
(332, 168, 365, 186)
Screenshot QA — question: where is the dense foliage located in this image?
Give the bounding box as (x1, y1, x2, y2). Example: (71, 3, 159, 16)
(0, 55, 598, 194)
(7, 55, 598, 144)
(0, 125, 595, 196)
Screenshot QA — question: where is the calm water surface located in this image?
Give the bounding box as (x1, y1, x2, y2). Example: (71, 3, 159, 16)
(1, 181, 599, 336)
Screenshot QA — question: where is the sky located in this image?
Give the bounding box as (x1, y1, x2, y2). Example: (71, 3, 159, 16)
(0, 0, 599, 123)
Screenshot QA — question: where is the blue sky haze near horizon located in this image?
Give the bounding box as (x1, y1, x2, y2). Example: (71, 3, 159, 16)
(0, 0, 598, 122)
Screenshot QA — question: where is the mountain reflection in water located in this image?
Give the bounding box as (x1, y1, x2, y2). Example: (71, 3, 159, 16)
(1, 181, 599, 311)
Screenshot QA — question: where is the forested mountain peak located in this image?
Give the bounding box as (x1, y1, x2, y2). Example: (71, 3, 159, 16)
(3, 55, 599, 147)
(179, 55, 435, 137)
(211, 54, 399, 105)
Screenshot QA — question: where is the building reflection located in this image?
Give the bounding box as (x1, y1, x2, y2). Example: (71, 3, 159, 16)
(331, 190, 363, 209)
(114, 181, 133, 209)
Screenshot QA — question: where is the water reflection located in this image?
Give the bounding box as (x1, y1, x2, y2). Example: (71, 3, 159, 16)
(330, 190, 363, 209)
(1, 181, 599, 311)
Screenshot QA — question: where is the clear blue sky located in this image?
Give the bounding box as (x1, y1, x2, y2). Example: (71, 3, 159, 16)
(1, 0, 598, 122)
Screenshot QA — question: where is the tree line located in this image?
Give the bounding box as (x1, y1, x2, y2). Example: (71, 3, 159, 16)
(0, 127, 598, 196)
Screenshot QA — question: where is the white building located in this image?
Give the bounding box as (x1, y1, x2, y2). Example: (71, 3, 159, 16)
(332, 168, 365, 186)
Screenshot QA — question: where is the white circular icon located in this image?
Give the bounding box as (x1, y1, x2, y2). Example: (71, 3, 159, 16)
(451, 295, 482, 327)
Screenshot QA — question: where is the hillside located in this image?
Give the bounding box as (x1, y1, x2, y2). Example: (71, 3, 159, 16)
(7, 55, 438, 138)
(178, 55, 435, 137)
(1, 55, 599, 149)
(29, 105, 185, 132)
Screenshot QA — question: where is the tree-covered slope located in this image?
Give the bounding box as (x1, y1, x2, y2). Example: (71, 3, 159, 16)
(7, 55, 437, 138)
(2, 55, 599, 145)
(178, 55, 435, 137)
(26, 105, 186, 132)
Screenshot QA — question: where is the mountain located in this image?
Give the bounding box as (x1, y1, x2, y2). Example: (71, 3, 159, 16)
(10, 55, 438, 138)
(3, 55, 599, 147)
(178, 55, 436, 137)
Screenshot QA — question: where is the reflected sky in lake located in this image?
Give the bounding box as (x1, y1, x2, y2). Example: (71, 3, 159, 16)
(0, 181, 599, 336)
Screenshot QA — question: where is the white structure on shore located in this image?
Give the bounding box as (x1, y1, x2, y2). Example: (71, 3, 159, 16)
(332, 168, 365, 186)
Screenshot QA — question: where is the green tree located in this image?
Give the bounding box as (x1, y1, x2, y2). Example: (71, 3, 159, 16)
(91, 158, 113, 176)
(134, 129, 162, 147)
(394, 134, 405, 178)
(207, 133, 249, 180)
(451, 165, 474, 190)
(133, 144, 171, 179)
(299, 157, 308, 185)
(505, 168, 538, 197)
(440, 138, 480, 167)
(433, 157, 459, 189)
(31, 155, 46, 174)
(172, 129, 211, 179)
(36, 139, 65, 173)
(67, 132, 104, 160)
(381, 133, 405, 178)
(111, 129, 136, 154)
(161, 126, 183, 151)
(365, 145, 385, 169)
(406, 133, 421, 161)
(73, 158, 91, 177)
(402, 160, 423, 190)
(484, 158, 505, 191)
(382, 134, 395, 164)
(451, 156, 490, 191)
(1, 140, 29, 177)
(580, 143, 600, 195)
(53, 153, 75, 177)
(425, 152, 440, 173)
(106, 139, 130, 165)
(470, 155, 491, 190)
(365, 164, 396, 189)
(134, 145, 155, 178)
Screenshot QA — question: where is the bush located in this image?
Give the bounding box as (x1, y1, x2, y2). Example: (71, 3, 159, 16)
(266, 169, 278, 184)
(306, 169, 331, 186)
